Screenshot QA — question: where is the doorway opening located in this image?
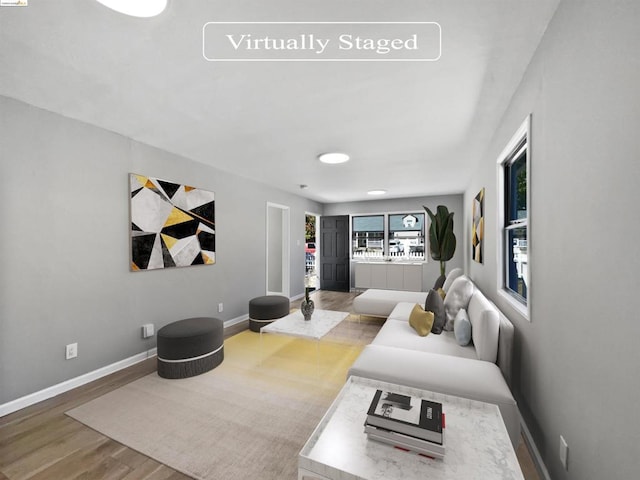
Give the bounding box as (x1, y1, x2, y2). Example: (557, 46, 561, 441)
(305, 213, 320, 290)
(266, 202, 290, 297)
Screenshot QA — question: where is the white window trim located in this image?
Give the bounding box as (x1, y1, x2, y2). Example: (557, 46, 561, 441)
(349, 211, 427, 261)
(496, 115, 531, 320)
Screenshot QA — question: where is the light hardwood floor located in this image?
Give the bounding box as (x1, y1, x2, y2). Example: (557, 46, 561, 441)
(0, 290, 540, 480)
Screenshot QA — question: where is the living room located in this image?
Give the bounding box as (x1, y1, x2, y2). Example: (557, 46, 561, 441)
(1, 1, 638, 480)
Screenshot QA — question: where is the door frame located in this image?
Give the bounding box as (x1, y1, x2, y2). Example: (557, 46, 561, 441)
(266, 202, 290, 297)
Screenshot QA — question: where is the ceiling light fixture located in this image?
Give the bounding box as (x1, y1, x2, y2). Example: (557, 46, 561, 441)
(367, 190, 387, 196)
(94, 0, 167, 18)
(318, 152, 350, 164)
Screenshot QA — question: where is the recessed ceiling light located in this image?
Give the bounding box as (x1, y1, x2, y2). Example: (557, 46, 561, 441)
(368, 190, 387, 196)
(95, 0, 167, 18)
(318, 152, 350, 164)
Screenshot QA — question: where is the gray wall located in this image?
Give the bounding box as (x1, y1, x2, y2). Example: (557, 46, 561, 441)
(324, 194, 464, 289)
(462, 1, 640, 479)
(0, 95, 322, 404)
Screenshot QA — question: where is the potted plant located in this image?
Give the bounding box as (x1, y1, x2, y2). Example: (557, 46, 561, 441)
(423, 205, 456, 277)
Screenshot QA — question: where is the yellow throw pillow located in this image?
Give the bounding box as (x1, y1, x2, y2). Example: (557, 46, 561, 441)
(409, 304, 435, 337)
(437, 288, 446, 300)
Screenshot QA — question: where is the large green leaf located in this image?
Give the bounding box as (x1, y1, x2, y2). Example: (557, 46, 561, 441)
(423, 205, 456, 274)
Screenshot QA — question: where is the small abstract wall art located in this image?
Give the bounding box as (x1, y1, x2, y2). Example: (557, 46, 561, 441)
(130, 174, 215, 271)
(472, 188, 485, 264)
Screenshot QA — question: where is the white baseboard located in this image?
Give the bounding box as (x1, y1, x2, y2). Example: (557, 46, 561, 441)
(0, 316, 256, 418)
(224, 313, 249, 328)
(521, 415, 552, 480)
(0, 348, 158, 418)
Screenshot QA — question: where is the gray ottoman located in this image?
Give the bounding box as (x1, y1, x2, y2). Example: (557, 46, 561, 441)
(157, 317, 224, 379)
(249, 295, 290, 332)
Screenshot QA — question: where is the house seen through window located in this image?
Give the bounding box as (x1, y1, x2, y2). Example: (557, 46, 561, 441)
(388, 213, 425, 258)
(352, 213, 425, 260)
(352, 215, 384, 257)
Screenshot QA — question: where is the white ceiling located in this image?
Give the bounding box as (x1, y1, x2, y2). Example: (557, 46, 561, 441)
(0, 0, 560, 203)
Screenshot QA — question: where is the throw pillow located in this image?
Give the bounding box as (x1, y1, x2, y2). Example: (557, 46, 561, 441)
(454, 308, 472, 346)
(442, 267, 464, 293)
(437, 288, 446, 300)
(425, 289, 445, 334)
(433, 274, 446, 290)
(443, 275, 474, 331)
(409, 304, 434, 337)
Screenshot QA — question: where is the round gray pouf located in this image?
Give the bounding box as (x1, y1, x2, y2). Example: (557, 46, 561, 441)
(249, 295, 290, 332)
(157, 317, 224, 379)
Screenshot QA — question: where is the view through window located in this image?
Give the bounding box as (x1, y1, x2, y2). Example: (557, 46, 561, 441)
(388, 213, 425, 257)
(502, 124, 529, 305)
(352, 213, 425, 259)
(352, 215, 384, 257)
(305, 213, 319, 289)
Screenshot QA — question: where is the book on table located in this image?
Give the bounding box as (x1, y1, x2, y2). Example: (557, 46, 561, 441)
(366, 389, 443, 444)
(364, 422, 446, 459)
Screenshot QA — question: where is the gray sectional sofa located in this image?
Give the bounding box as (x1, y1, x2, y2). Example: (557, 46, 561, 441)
(349, 269, 520, 448)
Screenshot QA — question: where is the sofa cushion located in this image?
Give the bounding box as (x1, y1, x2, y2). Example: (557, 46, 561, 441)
(425, 289, 445, 334)
(387, 301, 418, 321)
(348, 345, 520, 448)
(409, 304, 434, 336)
(497, 312, 515, 387)
(443, 275, 474, 331)
(467, 290, 500, 363)
(442, 267, 464, 292)
(454, 308, 472, 346)
(371, 318, 477, 360)
(353, 289, 428, 318)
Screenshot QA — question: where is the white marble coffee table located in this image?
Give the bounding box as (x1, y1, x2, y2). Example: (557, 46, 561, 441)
(261, 309, 350, 340)
(299, 375, 524, 480)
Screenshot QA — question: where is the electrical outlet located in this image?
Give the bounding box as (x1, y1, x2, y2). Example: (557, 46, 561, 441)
(218, 303, 224, 313)
(65, 343, 78, 360)
(142, 323, 155, 338)
(559, 435, 569, 470)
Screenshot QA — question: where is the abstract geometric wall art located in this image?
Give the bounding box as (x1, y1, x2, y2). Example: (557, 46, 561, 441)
(472, 188, 485, 264)
(130, 174, 215, 271)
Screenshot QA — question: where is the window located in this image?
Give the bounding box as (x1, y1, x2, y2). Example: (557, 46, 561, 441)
(499, 117, 530, 310)
(352, 213, 425, 260)
(352, 215, 384, 257)
(388, 213, 425, 258)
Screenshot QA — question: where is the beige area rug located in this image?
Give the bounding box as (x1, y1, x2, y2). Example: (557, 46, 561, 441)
(67, 314, 381, 480)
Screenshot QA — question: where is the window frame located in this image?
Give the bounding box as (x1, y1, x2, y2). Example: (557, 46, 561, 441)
(350, 212, 426, 260)
(387, 213, 426, 259)
(351, 214, 385, 257)
(496, 115, 531, 320)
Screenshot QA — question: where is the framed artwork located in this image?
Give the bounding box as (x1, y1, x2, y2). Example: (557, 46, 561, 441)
(130, 174, 215, 271)
(472, 188, 484, 264)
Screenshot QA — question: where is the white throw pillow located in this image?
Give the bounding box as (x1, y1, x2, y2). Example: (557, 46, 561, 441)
(467, 292, 500, 363)
(454, 308, 472, 346)
(442, 268, 464, 293)
(443, 275, 474, 331)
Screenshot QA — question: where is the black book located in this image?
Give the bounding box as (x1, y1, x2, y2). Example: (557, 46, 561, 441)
(364, 422, 446, 458)
(366, 389, 443, 444)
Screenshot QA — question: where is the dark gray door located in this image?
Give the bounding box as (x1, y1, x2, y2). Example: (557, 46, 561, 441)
(320, 215, 350, 291)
